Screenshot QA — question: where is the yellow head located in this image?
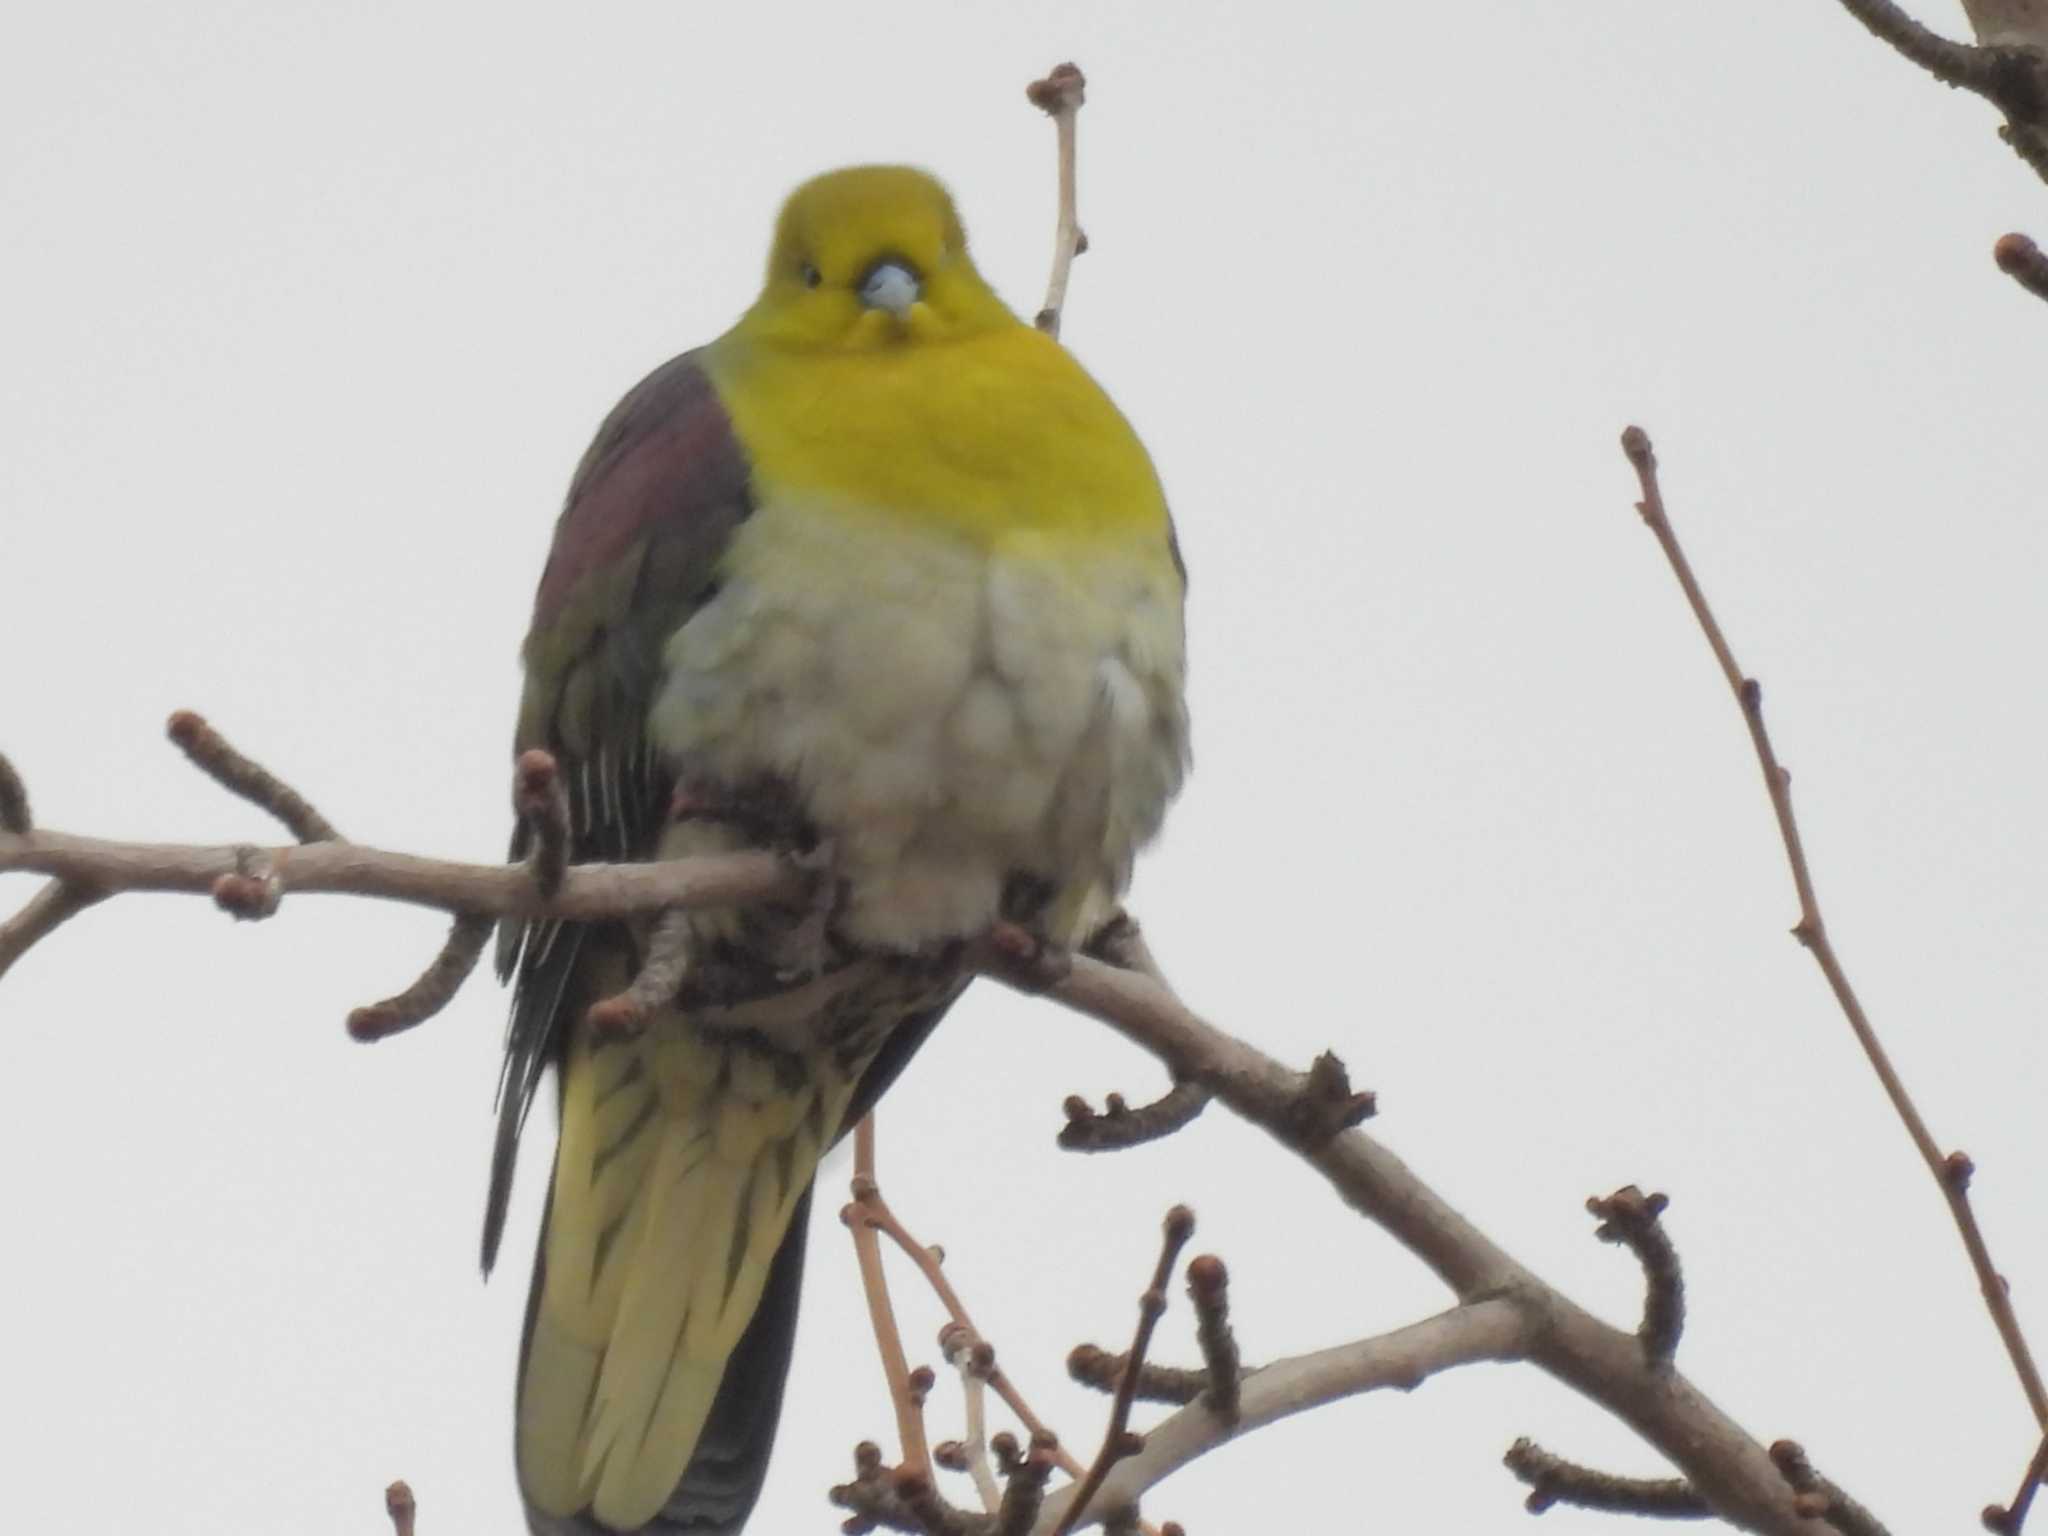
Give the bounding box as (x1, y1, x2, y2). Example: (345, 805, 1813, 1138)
(733, 166, 1017, 350)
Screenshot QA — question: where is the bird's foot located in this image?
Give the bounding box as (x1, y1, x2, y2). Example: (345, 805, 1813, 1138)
(766, 838, 841, 983)
(981, 917, 1072, 992)
(669, 775, 816, 854)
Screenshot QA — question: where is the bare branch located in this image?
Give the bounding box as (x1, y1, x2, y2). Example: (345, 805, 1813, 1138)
(1835, 0, 2013, 86)
(1015, 940, 1838, 1533)
(1026, 63, 1087, 336)
(1034, 1300, 1527, 1535)
(347, 913, 493, 1041)
(1052, 1205, 1195, 1536)
(1770, 1441, 1893, 1536)
(167, 711, 339, 843)
(1622, 425, 2048, 1431)
(1058, 1081, 1210, 1153)
(1586, 1186, 1685, 1367)
(0, 830, 797, 926)
(1830, 0, 2048, 182)
(1505, 1438, 1712, 1519)
(1995, 232, 2048, 301)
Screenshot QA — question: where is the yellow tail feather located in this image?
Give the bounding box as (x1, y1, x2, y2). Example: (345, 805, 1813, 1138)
(519, 1022, 841, 1530)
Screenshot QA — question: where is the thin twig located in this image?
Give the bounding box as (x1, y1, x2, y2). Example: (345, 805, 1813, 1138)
(1067, 1345, 1207, 1407)
(995, 1439, 1059, 1536)
(583, 907, 691, 1037)
(853, 1158, 1104, 1496)
(943, 1323, 1004, 1515)
(1769, 1441, 1893, 1536)
(1053, 1206, 1195, 1536)
(1623, 425, 2048, 1429)
(384, 1479, 417, 1536)
(1985, 1430, 2048, 1534)
(1586, 1186, 1685, 1367)
(1026, 63, 1087, 336)
(513, 749, 570, 897)
(166, 711, 339, 842)
(1995, 233, 2048, 301)
(1058, 1081, 1210, 1152)
(0, 879, 107, 982)
(1505, 1438, 1712, 1518)
(849, 1116, 933, 1480)
(1186, 1255, 1242, 1421)
(347, 913, 493, 1041)
(1035, 1301, 1526, 1535)
(0, 752, 29, 834)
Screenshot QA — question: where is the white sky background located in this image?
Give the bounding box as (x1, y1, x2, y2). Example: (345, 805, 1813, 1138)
(3, 2, 2044, 1531)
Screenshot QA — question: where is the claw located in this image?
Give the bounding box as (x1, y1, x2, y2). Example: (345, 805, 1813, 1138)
(983, 918, 1072, 992)
(768, 839, 838, 982)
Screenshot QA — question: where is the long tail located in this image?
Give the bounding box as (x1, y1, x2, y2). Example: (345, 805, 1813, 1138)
(516, 1022, 842, 1533)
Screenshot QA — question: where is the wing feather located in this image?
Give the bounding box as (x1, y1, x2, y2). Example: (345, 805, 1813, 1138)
(485, 350, 753, 1275)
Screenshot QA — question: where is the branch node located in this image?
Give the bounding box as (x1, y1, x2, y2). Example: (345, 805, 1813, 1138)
(1025, 61, 1086, 115)
(211, 865, 282, 921)
(1280, 1051, 1378, 1148)
(1946, 1149, 1978, 1192)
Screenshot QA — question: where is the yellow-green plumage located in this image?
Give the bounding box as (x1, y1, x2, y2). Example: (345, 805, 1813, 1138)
(495, 166, 1187, 1535)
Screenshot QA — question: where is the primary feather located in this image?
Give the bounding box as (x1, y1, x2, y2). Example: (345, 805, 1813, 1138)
(491, 165, 1188, 1535)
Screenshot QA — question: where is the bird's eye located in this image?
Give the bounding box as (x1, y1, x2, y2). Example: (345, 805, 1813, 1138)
(799, 261, 821, 289)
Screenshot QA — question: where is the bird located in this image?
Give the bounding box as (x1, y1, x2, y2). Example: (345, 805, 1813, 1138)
(486, 164, 1189, 1536)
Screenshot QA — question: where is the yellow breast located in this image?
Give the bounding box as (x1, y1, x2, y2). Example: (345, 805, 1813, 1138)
(702, 322, 1175, 561)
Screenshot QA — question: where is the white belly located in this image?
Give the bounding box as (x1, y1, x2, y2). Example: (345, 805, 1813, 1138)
(648, 499, 1188, 950)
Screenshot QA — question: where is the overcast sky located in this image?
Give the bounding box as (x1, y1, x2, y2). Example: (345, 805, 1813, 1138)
(4, 3, 2045, 1532)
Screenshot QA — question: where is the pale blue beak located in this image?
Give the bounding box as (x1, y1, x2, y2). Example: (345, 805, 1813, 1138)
(859, 260, 921, 318)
